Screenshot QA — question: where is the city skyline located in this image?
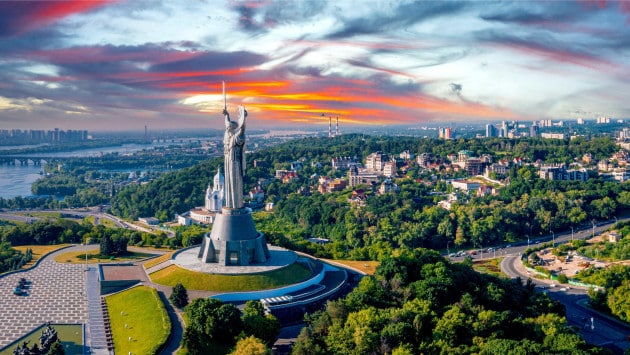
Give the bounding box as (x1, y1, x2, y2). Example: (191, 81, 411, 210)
(1, 0, 629, 131)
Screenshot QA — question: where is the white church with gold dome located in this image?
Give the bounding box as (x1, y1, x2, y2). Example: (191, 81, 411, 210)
(176, 167, 225, 225)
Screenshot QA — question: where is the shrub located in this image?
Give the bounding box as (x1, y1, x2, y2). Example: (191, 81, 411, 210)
(557, 273, 569, 284)
(170, 283, 189, 308)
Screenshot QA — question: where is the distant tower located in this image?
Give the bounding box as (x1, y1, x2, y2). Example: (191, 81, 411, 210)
(530, 122, 539, 138)
(485, 124, 496, 138)
(328, 116, 332, 138)
(205, 167, 225, 212)
(144, 125, 148, 142)
(336, 116, 339, 136)
(439, 127, 452, 139)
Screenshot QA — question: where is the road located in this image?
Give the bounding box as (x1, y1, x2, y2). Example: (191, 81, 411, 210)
(0, 208, 175, 236)
(444, 216, 630, 353)
(502, 254, 630, 353)
(447, 217, 626, 262)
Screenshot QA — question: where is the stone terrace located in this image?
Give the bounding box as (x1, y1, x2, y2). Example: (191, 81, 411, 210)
(0, 247, 88, 349)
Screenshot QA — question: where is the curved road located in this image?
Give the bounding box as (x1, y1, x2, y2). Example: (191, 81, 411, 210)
(502, 254, 630, 352)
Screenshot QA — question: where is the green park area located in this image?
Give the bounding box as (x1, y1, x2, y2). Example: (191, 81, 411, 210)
(12, 244, 69, 268)
(105, 285, 170, 354)
(143, 251, 175, 269)
(323, 259, 380, 275)
(54, 250, 156, 264)
(472, 257, 506, 278)
(150, 262, 312, 292)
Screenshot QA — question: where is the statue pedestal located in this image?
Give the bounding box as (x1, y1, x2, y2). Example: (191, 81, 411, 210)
(198, 207, 270, 266)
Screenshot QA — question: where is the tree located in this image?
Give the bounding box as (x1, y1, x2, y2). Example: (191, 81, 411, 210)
(242, 301, 280, 345)
(170, 283, 189, 308)
(183, 298, 243, 354)
(607, 279, 630, 322)
(99, 235, 113, 256)
(229, 336, 271, 355)
(47, 341, 65, 355)
(589, 197, 616, 220)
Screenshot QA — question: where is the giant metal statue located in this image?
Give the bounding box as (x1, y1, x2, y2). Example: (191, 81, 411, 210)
(222, 95, 247, 209)
(198, 82, 270, 266)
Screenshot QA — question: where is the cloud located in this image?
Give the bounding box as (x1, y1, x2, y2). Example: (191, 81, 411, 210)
(0, 0, 629, 130)
(0, 0, 112, 37)
(450, 83, 462, 94)
(326, 1, 467, 39)
(233, 0, 327, 33)
(476, 29, 616, 71)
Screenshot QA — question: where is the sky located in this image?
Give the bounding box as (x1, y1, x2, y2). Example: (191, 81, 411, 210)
(0, 0, 629, 131)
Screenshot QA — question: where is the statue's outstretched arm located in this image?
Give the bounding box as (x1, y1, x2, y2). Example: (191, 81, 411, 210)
(237, 106, 247, 129)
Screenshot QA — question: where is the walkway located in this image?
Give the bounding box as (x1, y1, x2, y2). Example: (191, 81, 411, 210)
(86, 266, 111, 354)
(0, 246, 87, 349)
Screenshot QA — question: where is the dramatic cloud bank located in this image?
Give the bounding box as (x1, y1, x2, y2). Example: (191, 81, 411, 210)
(0, 0, 628, 130)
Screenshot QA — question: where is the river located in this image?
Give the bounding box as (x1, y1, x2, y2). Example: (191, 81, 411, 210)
(0, 140, 207, 199)
(0, 165, 43, 199)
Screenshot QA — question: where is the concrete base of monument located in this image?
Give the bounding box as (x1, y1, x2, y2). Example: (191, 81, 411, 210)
(172, 245, 297, 275)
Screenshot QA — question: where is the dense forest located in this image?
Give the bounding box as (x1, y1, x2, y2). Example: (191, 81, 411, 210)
(292, 248, 606, 354)
(110, 135, 629, 260)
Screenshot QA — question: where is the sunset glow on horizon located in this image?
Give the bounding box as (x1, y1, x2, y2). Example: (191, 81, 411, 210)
(0, 0, 629, 131)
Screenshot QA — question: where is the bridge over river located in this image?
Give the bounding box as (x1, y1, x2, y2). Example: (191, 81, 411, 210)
(0, 156, 66, 166)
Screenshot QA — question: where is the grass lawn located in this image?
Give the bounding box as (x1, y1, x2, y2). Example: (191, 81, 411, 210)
(54, 250, 157, 264)
(0, 324, 82, 355)
(323, 259, 380, 275)
(12, 244, 70, 268)
(14, 211, 62, 219)
(83, 215, 118, 228)
(473, 258, 506, 277)
(105, 285, 170, 355)
(143, 251, 175, 269)
(150, 262, 312, 292)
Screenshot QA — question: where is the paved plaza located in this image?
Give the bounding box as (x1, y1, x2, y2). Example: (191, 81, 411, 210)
(173, 245, 297, 274)
(0, 246, 88, 350)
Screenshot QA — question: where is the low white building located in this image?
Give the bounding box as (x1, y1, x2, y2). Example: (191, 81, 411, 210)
(451, 180, 481, 191)
(189, 208, 217, 224)
(383, 161, 397, 177)
(139, 217, 159, 225)
(378, 179, 398, 194)
(177, 213, 192, 226)
(612, 168, 630, 182)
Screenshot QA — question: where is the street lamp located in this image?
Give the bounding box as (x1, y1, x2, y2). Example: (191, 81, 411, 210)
(592, 219, 596, 238)
(83, 237, 90, 271)
(551, 230, 555, 247)
(446, 241, 450, 256)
